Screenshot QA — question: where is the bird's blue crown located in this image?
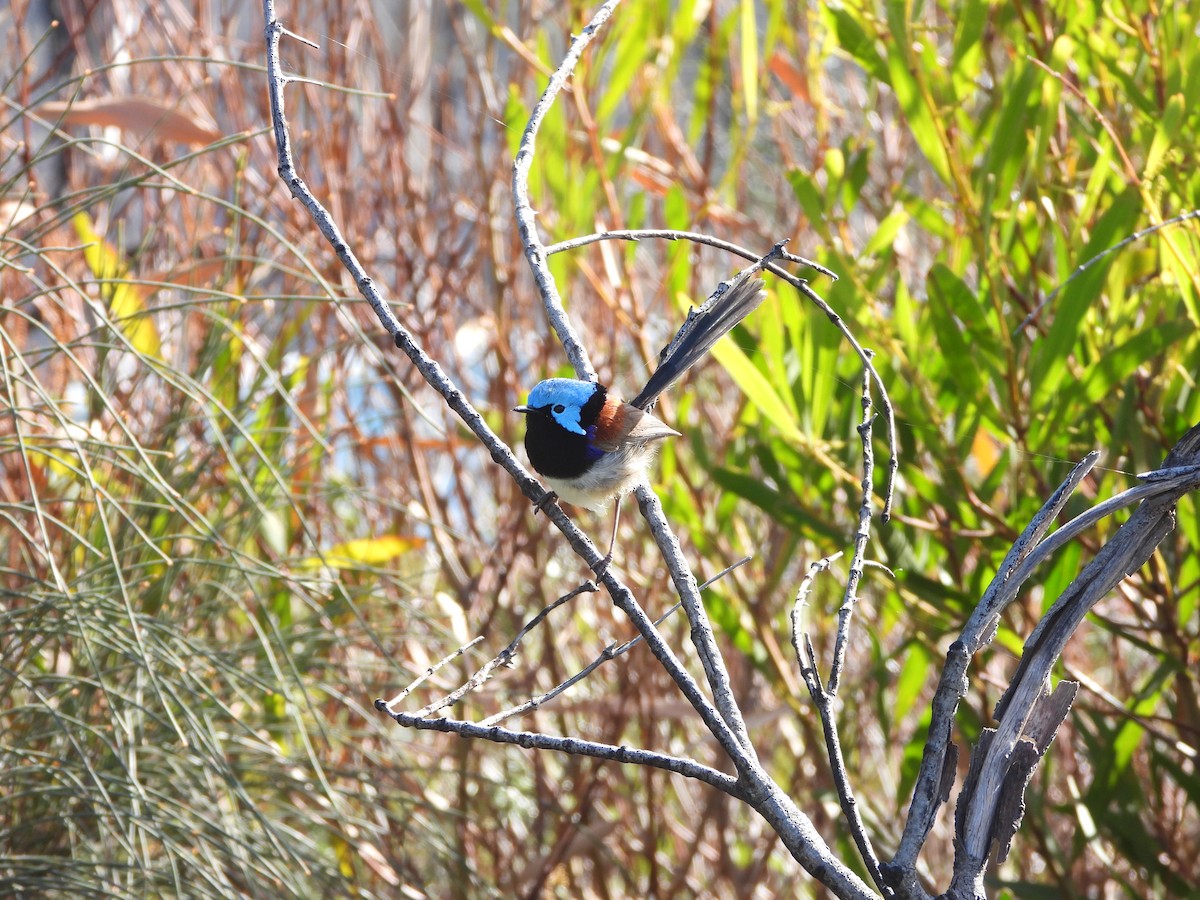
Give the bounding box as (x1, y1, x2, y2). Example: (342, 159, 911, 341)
(525, 378, 601, 436)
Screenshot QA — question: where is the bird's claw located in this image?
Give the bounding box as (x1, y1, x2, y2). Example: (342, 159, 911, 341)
(533, 490, 559, 515)
(591, 552, 613, 580)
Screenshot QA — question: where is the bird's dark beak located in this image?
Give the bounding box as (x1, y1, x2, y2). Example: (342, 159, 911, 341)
(512, 405, 532, 414)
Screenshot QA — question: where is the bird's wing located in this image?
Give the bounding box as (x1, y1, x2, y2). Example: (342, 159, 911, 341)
(594, 404, 680, 451)
(630, 275, 767, 410)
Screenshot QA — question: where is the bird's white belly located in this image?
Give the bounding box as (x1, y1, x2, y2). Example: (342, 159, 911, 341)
(543, 443, 659, 510)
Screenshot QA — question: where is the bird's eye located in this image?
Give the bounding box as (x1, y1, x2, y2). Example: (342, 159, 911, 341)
(553, 404, 566, 414)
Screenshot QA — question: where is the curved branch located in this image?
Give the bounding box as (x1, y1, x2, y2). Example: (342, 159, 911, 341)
(546, 227, 898, 520)
(511, 3, 628, 380)
(546, 228, 839, 281)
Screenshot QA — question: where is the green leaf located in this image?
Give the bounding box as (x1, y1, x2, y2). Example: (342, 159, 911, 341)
(862, 207, 911, 258)
(883, 0, 952, 186)
(1077, 323, 1184, 406)
(980, 62, 1038, 200)
(739, 0, 759, 124)
(457, 0, 496, 29)
(1031, 188, 1143, 406)
(821, 5, 888, 83)
(710, 468, 843, 541)
(701, 312, 803, 442)
(787, 169, 827, 225)
(597, 6, 650, 123)
(927, 265, 984, 398)
(893, 641, 933, 728)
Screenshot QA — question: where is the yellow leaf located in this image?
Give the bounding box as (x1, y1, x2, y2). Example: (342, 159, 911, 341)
(299, 535, 424, 570)
(970, 429, 1004, 480)
(73, 213, 161, 358)
(740, 0, 759, 124)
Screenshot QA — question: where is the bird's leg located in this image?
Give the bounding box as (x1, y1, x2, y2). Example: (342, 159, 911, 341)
(592, 497, 621, 578)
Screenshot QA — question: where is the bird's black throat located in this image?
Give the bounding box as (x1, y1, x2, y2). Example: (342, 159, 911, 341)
(522, 385, 607, 479)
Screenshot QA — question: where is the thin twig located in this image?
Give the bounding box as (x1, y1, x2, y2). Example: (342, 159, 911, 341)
(404, 583, 601, 718)
(809, 658, 888, 896)
(782, 342, 888, 896)
(1016, 56, 1200, 333)
(790, 550, 888, 896)
(279, 25, 318, 49)
(828, 360, 877, 695)
(1027, 58, 1138, 183)
(791, 554, 842, 699)
(383, 636, 485, 708)
(481, 557, 752, 727)
(1015, 209, 1200, 333)
(545, 228, 838, 281)
(793, 278, 898, 521)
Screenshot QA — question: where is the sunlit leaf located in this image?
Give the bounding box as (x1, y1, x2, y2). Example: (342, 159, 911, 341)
(300, 535, 424, 570)
(73, 212, 161, 358)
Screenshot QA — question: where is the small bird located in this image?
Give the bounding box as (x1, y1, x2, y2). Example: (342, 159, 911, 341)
(514, 274, 767, 515)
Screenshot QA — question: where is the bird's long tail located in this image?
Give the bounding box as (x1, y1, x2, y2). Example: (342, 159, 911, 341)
(630, 274, 766, 410)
